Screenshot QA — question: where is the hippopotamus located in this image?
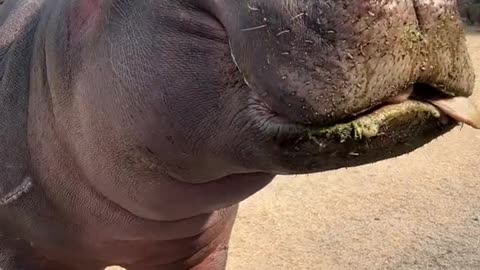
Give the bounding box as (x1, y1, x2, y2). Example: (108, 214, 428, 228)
(1, 0, 479, 269)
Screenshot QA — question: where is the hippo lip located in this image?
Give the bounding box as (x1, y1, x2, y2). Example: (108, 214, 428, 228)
(267, 83, 480, 137)
(301, 97, 475, 143)
(299, 84, 480, 136)
(250, 83, 480, 174)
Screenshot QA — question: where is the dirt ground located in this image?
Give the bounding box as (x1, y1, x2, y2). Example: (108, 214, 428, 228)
(109, 27, 480, 270)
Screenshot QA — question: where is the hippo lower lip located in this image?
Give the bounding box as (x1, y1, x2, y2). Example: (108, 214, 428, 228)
(303, 96, 479, 143)
(301, 84, 480, 140)
(306, 100, 444, 141)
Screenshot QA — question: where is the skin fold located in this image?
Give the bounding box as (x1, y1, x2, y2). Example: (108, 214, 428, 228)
(0, 0, 476, 269)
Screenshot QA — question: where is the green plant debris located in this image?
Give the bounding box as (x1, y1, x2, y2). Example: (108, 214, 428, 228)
(307, 101, 441, 144)
(307, 120, 379, 143)
(400, 12, 460, 59)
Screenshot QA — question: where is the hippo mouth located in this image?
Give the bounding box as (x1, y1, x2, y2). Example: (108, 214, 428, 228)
(204, 0, 480, 175)
(303, 83, 480, 139)
(253, 83, 480, 174)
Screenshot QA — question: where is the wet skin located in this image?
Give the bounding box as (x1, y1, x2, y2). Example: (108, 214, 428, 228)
(0, 0, 478, 269)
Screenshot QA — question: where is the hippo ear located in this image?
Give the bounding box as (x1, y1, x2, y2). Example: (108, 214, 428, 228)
(0, 0, 37, 205)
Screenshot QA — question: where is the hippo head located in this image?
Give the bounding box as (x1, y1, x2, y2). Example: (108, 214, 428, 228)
(45, 0, 479, 186)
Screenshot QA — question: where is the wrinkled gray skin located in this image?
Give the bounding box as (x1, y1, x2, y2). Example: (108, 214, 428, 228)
(0, 0, 475, 269)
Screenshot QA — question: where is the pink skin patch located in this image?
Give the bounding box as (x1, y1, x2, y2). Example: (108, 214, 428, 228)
(69, 0, 103, 41)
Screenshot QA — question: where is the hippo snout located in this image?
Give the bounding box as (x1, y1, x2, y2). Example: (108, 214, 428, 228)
(190, 0, 480, 174)
(207, 0, 475, 125)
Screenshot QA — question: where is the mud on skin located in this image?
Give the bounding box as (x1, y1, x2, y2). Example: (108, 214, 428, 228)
(0, 0, 478, 269)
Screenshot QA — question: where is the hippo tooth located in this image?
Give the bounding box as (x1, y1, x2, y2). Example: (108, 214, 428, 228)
(428, 97, 480, 129)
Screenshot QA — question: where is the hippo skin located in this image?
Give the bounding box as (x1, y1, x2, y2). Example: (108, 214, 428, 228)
(0, 0, 479, 269)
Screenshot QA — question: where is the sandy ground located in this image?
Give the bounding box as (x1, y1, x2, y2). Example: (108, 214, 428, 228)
(109, 28, 480, 270)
